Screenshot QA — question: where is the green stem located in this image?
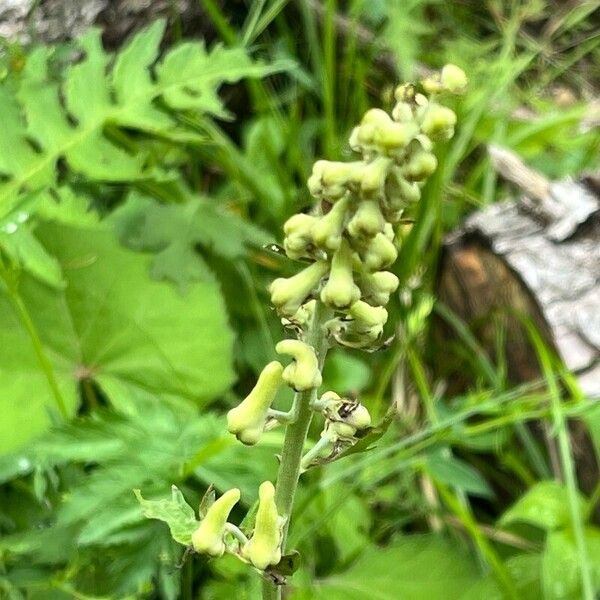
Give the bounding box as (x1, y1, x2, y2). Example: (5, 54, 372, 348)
(525, 324, 594, 600)
(0, 261, 68, 420)
(262, 301, 331, 600)
(437, 484, 520, 600)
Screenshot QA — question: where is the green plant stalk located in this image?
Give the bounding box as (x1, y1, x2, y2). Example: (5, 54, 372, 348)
(262, 301, 331, 600)
(0, 261, 68, 420)
(526, 323, 594, 600)
(437, 483, 519, 600)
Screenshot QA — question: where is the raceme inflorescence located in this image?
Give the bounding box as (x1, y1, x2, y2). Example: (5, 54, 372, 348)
(138, 64, 466, 597)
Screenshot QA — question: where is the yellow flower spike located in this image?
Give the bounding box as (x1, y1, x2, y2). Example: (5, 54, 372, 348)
(348, 301, 388, 328)
(275, 339, 322, 391)
(347, 199, 385, 239)
(227, 362, 284, 445)
(192, 488, 241, 557)
(320, 239, 361, 309)
(312, 195, 352, 252)
(441, 64, 467, 94)
(358, 270, 399, 306)
(270, 261, 329, 316)
(283, 213, 317, 260)
(361, 233, 398, 272)
(243, 481, 283, 570)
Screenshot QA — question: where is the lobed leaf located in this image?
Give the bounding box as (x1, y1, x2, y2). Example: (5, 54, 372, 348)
(134, 486, 199, 546)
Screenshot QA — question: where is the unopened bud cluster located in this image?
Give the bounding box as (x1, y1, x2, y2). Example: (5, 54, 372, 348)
(271, 65, 465, 350)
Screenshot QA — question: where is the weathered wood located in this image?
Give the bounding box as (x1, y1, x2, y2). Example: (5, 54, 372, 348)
(438, 154, 600, 503)
(442, 169, 600, 398)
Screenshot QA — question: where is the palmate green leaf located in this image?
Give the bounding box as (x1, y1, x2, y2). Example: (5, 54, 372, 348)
(0, 220, 234, 453)
(500, 481, 588, 531)
(134, 486, 199, 546)
(111, 191, 269, 291)
(293, 535, 479, 600)
(0, 20, 293, 220)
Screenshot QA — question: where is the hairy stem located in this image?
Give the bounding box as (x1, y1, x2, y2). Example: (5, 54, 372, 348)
(262, 301, 331, 600)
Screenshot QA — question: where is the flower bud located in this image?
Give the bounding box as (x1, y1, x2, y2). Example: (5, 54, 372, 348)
(192, 488, 240, 557)
(283, 213, 317, 260)
(421, 74, 443, 94)
(374, 121, 418, 153)
(361, 232, 398, 272)
(383, 172, 421, 220)
(270, 261, 328, 316)
(349, 126, 361, 152)
(282, 299, 316, 330)
(358, 270, 399, 306)
(328, 420, 357, 439)
(227, 361, 283, 445)
(441, 64, 467, 94)
(391, 101, 414, 123)
(326, 315, 384, 349)
(320, 240, 361, 309)
(348, 301, 388, 328)
(360, 156, 391, 197)
(347, 199, 385, 239)
(343, 403, 371, 430)
(419, 104, 456, 141)
(402, 150, 437, 182)
(319, 390, 342, 411)
(361, 108, 392, 128)
(243, 481, 282, 570)
(308, 160, 362, 200)
(312, 195, 352, 252)
(324, 399, 371, 440)
(275, 339, 321, 391)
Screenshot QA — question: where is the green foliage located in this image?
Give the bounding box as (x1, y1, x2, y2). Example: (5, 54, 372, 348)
(0, 21, 289, 219)
(0, 402, 273, 597)
(293, 535, 478, 599)
(501, 480, 588, 531)
(0, 219, 234, 452)
(112, 191, 269, 292)
(135, 487, 199, 546)
(1, 1, 599, 599)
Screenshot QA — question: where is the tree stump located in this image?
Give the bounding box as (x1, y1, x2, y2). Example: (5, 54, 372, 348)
(437, 148, 600, 494)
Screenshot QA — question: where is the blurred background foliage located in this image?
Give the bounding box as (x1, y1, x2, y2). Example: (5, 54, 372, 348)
(0, 0, 599, 598)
